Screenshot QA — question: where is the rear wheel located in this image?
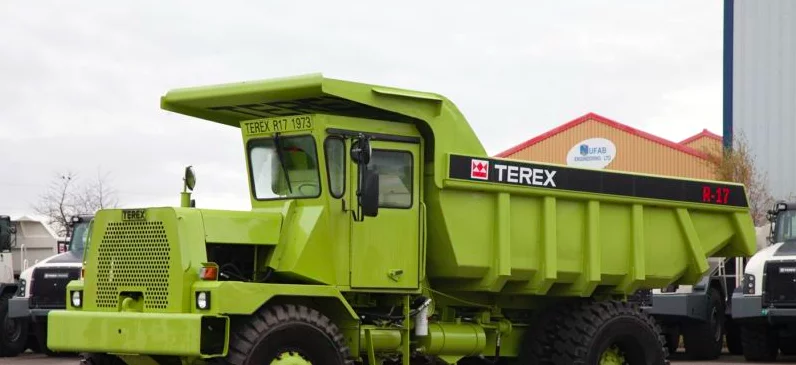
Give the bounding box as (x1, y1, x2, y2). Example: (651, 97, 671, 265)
(682, 288, 725, 360)
(216, 304, 352, 365)
(741, 323, 779, 362)
(0, 292, 27, 357)
(544, 299, 668, 365)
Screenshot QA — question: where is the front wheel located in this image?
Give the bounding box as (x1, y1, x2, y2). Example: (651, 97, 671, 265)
(0, 292, 27, 357)
(741, 323, 779, 362)
(548, 299, 668, 365)
(725, 318, 743, 355)
(216, 304, 352, 365)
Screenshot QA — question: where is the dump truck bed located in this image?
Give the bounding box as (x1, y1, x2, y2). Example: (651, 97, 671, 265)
(425, 154, 756, 297)
(158, 73, 756, 298)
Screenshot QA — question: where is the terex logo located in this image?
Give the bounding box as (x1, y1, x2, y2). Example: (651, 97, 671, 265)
(494, 164, 557, 187)
(471, 159, 489, 180)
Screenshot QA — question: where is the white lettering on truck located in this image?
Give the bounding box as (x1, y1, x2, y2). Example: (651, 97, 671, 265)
(494, 164, 557, 187)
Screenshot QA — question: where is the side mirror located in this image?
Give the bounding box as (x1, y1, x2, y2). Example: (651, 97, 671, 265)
(361, 169, 379, 217)
(8, 227, 15, 234)
(351, 139, 371, 165)
(184, 166, 196, 191)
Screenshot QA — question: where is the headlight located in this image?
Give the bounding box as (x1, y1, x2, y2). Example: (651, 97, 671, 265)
(16, 279, 25, 297)
(71, 290, 82, 307)
(196, 291, 210, 310)
(743, 274, 756, 294)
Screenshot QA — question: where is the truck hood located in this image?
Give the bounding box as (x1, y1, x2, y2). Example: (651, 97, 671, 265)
(744, 240, 796, 295)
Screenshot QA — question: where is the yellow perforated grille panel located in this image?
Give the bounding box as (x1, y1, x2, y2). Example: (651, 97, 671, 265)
(96, 221, 171, 310)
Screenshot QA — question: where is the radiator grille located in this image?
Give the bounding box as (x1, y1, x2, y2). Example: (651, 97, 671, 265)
(764, 261, 796, 307)
(96, 221, 171, 310)
(30, 267, 81, 309)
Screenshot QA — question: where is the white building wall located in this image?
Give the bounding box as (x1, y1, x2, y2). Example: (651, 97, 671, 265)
(731, 0, 796, 199)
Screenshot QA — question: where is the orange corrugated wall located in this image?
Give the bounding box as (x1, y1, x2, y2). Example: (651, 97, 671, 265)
(683, 137, 722, 156)
(503, 119, 717, 180)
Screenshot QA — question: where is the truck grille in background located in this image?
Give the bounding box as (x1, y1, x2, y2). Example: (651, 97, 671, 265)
(30, 267, 81, 309)
(96, 221, 171, 310)
(764, 261, 796, 307)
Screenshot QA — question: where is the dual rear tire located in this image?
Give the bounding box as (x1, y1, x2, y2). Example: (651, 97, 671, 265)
(521, 299, 669, 365)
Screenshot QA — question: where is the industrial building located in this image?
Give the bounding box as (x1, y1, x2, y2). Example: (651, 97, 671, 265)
(724, 0, 796, 200)
(495, 112, 722, 181)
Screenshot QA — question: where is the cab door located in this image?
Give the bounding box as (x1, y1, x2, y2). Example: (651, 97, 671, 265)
(350, 139, 420, 290)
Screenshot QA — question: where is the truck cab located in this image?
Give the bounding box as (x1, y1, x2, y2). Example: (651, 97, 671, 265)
(731, 201, 796, 361)
(10, 214, 92, 355)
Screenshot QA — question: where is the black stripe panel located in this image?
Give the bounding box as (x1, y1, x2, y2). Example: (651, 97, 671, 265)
(447, 154, 749, 208)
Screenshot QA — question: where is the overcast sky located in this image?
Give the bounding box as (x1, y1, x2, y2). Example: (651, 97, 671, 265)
(0, 0, 725, 220)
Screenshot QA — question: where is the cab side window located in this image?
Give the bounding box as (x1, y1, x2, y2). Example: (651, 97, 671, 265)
(324, 137, 345, 198)
(367, 150, 413, 208)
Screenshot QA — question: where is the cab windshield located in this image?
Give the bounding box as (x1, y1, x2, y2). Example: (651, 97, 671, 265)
(69, 222, 90, 252)
(773, 210, 796, 243)
(249, 135, 321, 200)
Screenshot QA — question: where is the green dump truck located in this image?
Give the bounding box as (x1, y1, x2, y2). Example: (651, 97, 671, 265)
(47, 74, 757, 365)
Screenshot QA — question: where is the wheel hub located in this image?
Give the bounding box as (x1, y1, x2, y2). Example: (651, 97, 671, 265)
(270, 351, 312, 365)
(599, 344, 626, 365)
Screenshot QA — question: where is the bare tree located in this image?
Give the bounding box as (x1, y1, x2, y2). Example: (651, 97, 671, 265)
(33, 169, 120, 236)
(702, 133, 774, 226)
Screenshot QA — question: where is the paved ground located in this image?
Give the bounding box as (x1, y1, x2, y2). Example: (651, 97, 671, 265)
(6, 353, 78, 365)
(8, 351, 796, 364)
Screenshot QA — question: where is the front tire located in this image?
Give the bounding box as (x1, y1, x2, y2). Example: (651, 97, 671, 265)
(725, 318, 743, 355)
(0, 292, 27, 357)
(741, 323, 779, 362)
(547, 299, 668, 365)
(682, 288, 725, 360)
(217, 304, 352, 365)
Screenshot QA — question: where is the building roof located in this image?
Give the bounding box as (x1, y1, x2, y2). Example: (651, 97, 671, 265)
(679, 128, 723, 145)
(494, 112, 714, 160)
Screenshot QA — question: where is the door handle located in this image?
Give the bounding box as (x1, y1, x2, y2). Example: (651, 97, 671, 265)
(388, 269, 404, 282)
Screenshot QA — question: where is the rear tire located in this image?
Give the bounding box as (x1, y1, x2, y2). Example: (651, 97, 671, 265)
(741, 323, 779, 362)
(517, 301, 578, 363)
(0, 292, 27, 357)
(216, 304, 352, 365)
(682, 288, 724, 360)
(546, 299, 668, 365)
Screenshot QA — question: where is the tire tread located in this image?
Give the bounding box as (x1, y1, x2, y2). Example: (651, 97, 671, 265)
(217, 304, 352, 365)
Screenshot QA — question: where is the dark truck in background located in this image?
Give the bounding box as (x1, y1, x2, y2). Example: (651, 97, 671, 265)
(9, 214, 92, 356)
(630, 256, 747, 360)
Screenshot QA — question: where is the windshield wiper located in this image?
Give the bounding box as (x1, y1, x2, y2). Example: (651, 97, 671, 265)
(272, 133, 293, 194)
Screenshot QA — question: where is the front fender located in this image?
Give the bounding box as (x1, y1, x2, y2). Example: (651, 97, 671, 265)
(191, 281, 358, 322)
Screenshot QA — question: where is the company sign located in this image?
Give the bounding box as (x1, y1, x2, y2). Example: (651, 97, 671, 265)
(566, 138, 616, 169)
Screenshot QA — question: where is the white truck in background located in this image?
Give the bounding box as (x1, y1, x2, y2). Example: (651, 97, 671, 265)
(10, 215, 91, 357)
(0, 215, 59, 357)
(631, 218, 772, 360)
(732, 201, 796, 362)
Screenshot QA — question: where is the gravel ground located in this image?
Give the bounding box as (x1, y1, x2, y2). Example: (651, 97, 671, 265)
(8, 351, 796, 364)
